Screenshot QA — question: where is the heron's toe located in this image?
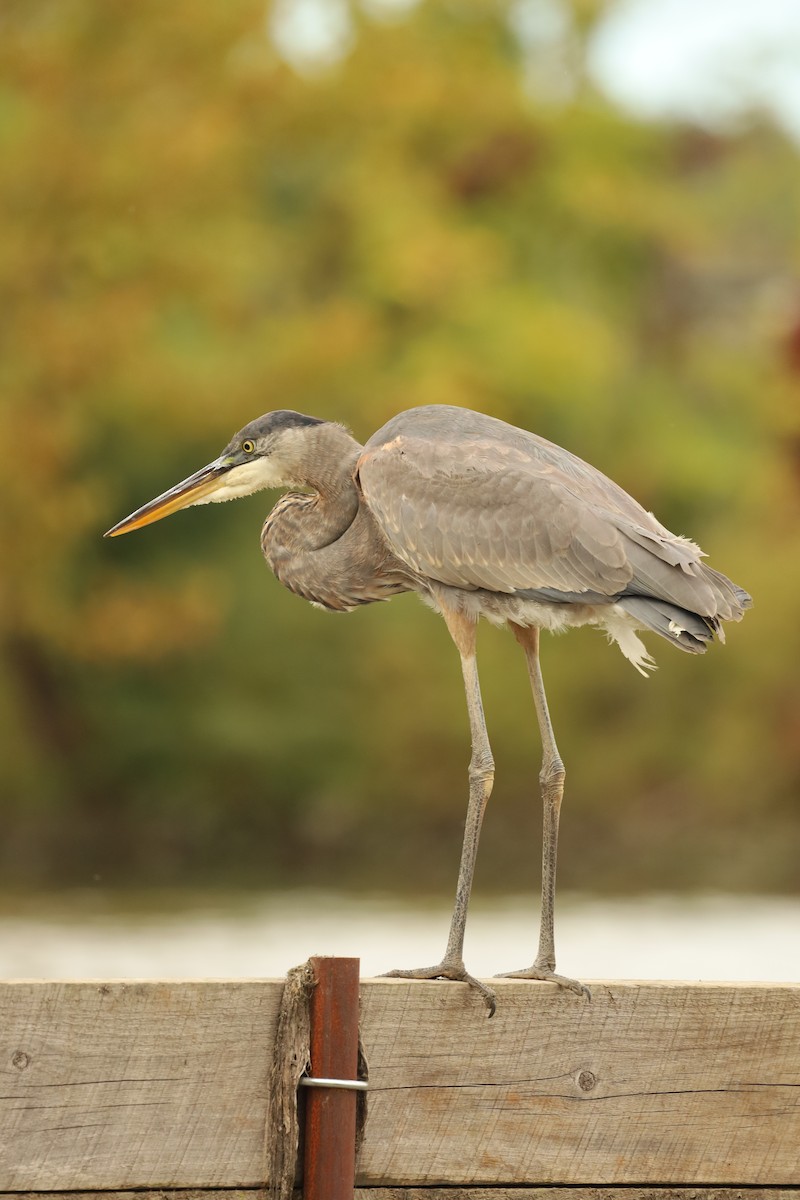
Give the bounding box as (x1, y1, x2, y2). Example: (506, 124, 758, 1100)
(381, 963, 497, 1016)
(496, 966, 591, 1000)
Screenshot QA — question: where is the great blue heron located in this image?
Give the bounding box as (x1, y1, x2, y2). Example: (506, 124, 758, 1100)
(106, 405, 751, 1014)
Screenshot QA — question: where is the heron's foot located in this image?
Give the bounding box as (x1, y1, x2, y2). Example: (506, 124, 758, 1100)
(496, 963, 591, 1000)
(382, 961, 497, 1017)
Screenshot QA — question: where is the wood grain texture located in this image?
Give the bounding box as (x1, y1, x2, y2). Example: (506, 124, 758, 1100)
(353, 1193, 800, 1200)
(359, 1193, 800, 1200)
(0, 980, 279, 1191)
(359, 979, 800, 1186)
(1, 979, 799, 1190)
(3, 1193, 800, 1200)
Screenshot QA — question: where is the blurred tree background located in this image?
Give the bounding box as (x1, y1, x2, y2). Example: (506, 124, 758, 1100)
(0, 0, 798, 896)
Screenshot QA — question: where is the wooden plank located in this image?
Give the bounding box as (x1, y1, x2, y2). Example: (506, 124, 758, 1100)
(359, 979, 800, 1186)
(0, 980, 279, 1191)
(2, 1192, 800, 1200)
(354, 1193, 800, 1200)
(1, 979, 799, 1190)
(355, 1194, 800, 1200)
(352, 1193, 800, 1200)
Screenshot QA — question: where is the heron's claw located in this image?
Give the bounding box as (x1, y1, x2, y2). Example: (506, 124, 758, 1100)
(496, 965, 591, 1000)
(382, 962, 497, 1017)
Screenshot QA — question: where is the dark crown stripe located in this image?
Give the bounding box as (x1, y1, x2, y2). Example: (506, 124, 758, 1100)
(265, 410, 325, 432)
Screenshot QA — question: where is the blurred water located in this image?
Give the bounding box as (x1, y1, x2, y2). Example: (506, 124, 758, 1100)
(1, 892, 797, 982)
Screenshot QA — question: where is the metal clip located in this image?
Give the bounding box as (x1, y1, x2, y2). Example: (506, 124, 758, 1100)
(300, 1075, 368, 1092)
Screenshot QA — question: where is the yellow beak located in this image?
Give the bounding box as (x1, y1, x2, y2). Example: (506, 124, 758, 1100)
(104, 459, 231, 537)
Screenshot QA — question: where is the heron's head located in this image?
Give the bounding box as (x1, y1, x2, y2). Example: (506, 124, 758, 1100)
(105, 410, 327, 537)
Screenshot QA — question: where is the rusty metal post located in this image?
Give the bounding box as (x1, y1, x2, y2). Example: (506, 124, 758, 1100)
(302, 956, 361, 1200)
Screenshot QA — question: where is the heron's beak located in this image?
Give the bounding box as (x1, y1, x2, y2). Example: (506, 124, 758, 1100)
(104, 458, 232, 537)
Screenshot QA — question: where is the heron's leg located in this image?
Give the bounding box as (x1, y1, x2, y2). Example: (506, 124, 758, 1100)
(383, 603, 497, 1016)
(497, 623, 590, 999)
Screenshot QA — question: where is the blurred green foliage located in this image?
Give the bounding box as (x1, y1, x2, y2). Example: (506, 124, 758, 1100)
(1, 0, 798, 894)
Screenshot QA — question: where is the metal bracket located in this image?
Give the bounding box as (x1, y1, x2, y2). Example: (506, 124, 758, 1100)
(300, 1075, 368, 1092)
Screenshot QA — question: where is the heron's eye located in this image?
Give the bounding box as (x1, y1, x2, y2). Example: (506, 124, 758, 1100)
(241, 439, 255, 454)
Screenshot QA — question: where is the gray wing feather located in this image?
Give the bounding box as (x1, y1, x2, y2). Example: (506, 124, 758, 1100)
(357, 406, 749, 622)
(359, 419, 632, 598)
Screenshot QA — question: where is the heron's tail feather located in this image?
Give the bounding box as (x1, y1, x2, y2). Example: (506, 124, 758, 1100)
(617, 596, 718, 654)
(700, 566, 752, 618)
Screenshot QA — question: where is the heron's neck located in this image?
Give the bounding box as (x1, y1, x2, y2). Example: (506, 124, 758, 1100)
(297, 423, 363, 499)
(262, 423, 411, 611)
(265, 424, 364, 562)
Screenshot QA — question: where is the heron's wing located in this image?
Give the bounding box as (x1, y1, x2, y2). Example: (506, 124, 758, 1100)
(357, 415, 741, 618)
(357, 431, 639, 598)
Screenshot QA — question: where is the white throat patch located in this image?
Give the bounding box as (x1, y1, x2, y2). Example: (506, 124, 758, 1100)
(192, 456, 284, 504)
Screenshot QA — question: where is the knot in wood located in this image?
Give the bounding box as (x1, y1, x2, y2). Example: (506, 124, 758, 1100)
(577, 1068, 596, 1092)
(12, 1050, 30, 1071)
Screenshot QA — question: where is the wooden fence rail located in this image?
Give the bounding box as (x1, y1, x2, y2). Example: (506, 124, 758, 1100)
(1, 977, 799, 1193)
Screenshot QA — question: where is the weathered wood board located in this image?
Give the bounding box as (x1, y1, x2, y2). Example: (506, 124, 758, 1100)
(359, 978, 800, 1186)
(2, 1192, 800, 1200)
(1, 979, 798, 1190)
(0, 980, 277, 1191)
